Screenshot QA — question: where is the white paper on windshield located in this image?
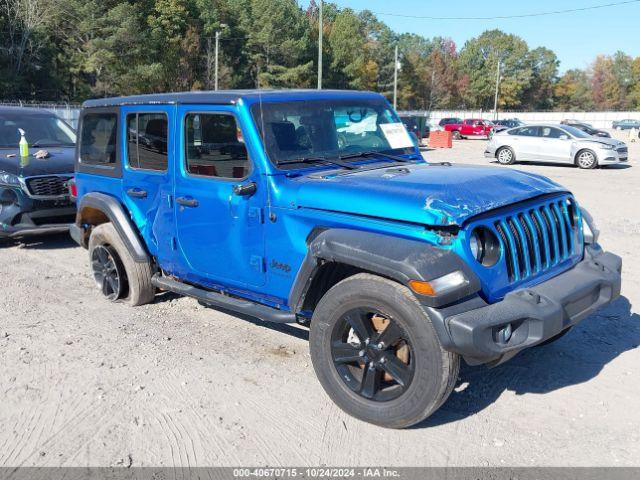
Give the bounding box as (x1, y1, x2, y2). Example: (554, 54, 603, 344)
(380, 123, 414, 149)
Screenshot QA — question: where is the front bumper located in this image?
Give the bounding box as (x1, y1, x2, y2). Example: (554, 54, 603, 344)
(598, 149, 628, 164)
(427, 246, 622, 366)
(0, 186, 75, 239)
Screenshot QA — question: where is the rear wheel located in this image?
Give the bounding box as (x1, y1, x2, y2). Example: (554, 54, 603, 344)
(88, 223, 155, 306)
(309, 273, 459, 429)
(451, 130, 461, 140)
(576, 149, 597, 169)
(496, 146, 516, 165)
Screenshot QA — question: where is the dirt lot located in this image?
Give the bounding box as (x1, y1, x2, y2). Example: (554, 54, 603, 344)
(1, 132, 639, 467)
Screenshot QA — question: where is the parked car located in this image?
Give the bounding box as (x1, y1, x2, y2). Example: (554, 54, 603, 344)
(72, 90, 621, 428)
(438, 117, 462, 127)
(494, 119, 525, 129)
(561, 120, 611, 138)
(0, 107, 77, 239)
(485, 124, 628, 169)
(444, 118, 496, 139)
(399, 115, 430, 144)
(612, 119, 640, 130)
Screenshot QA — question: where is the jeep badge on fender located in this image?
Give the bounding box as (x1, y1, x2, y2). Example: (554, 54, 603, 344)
(70, 90, 622, 429)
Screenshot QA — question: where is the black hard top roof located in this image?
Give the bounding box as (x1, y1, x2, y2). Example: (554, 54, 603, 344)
(82, 89, 381, 108)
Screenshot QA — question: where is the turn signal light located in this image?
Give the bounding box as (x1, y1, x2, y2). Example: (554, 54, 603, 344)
(409, 271, 468, 297)
(408, 280, 436, 296)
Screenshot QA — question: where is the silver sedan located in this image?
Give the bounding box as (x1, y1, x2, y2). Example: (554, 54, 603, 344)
(484, 124, 628, 169)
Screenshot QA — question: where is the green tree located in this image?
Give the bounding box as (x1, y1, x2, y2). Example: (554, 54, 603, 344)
(553, 69, 594, 111)
(524, 47, 559, 110)
(459, 29, 532, 110)
(246, 0, 314, 88)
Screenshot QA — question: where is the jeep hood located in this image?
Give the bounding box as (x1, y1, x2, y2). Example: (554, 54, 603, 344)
(294, 163, 567, 227)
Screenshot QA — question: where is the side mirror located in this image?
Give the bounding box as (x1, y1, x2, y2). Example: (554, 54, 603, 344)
(559, 134, 569, 140)
(233, 181, 257, 197)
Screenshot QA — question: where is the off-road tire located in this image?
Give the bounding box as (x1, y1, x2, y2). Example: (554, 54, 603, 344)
(496, 146, 516, 165)
(309, 273, 459, 429)
(88, 223, 155, 306)
(576, 149, 598, 169)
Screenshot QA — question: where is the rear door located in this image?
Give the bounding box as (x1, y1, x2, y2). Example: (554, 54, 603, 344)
(538, 126, 573, 163)
(509, 126, 540, 160)
(460, 120, 473, 136)
(120, 105, 175, 262)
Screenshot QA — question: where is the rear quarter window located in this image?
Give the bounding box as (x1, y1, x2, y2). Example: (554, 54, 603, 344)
(79, 112, 118, 166)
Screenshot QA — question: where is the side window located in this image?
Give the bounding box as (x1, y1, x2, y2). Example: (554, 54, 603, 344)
(540, 127, 564, 139)
(510, 126, 539, 137)
(184, 113, 250, 179)
(79, 113, 117, 166)
(127, 113, 168, 171)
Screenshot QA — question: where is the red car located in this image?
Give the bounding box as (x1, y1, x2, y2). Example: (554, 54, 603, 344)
(444, 119, 496, 139)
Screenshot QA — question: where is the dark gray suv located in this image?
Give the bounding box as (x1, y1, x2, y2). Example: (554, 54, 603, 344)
(0, 107, 76, 239)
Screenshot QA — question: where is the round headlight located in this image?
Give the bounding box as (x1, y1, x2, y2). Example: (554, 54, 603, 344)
(470, 227, 500, 267)
(470, 231, 482, 261)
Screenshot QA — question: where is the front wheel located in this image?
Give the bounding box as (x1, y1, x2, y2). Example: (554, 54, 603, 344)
(576, 149, 598, 169)
(309, 273, 459, 429)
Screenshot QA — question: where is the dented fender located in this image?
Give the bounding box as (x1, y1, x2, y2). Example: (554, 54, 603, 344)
(288, 228, 481, 311)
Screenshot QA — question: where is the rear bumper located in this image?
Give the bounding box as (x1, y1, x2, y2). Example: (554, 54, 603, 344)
(426, 246, 622, 366)
(484, 147, 497, 158)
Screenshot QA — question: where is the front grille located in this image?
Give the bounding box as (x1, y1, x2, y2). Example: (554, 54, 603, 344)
(617, 147, 628, 155)
(493, 196, 582, 283)
(25, 176, 71, 198)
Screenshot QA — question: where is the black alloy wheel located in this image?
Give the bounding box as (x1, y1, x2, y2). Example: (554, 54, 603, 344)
(91, 244, 125, 301)
(330, 307, 415, 402)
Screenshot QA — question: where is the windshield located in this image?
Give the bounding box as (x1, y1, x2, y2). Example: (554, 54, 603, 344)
(0, 112, 76, 148)
(251, 99, 416, 169)
(561, 125, 592, 139)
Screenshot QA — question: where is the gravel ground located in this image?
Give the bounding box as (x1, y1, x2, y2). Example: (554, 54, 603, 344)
(1, 131, 639, 467)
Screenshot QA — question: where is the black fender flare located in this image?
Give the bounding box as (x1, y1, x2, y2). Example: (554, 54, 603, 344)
(288, 228, 481, 311)
(73, 192, 150, 264)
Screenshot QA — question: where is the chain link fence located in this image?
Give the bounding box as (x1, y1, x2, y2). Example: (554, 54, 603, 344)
(0, 101, 81, 129)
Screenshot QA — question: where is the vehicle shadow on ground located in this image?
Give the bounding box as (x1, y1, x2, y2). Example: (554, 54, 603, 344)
(419, 296, 639, 428)
(489, 160, 633, 170)
(0, 232, 77, 250)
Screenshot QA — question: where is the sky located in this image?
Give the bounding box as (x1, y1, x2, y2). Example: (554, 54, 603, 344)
(302, 0, 640, 72)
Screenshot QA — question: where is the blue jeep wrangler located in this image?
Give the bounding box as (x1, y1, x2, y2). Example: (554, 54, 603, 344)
(71, 90, 622, 428)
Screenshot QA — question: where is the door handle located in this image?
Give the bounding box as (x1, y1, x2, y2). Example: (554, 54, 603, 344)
(126, 188, 147, 199)
(176, 196, 199, 208)
(233, 182, 257, 197)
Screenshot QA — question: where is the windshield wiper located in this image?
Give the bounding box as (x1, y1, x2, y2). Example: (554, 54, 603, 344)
(337, 150, 420, 163)
(277, 155, 357, 170)
(32, 142, 71, 147)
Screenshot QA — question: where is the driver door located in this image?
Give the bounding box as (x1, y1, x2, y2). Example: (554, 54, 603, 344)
(538, 126, 573, 163)
(172, 106, 266, 289)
